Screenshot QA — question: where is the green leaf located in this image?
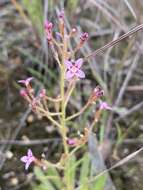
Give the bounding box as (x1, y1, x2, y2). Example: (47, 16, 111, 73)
(65, 155, 76, 189)
(34, 166, 55, 190)
(45, 167, 63, 189)
(33, 183, 49, 190)
(90, 175, 107, 190)
(79, 153, 90, 190)
(22, 0, 43, 37)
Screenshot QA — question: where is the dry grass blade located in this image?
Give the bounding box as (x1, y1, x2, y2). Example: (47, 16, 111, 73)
(10, 0, 30, 23)
(85, 24, 143, 59)
(115, 52, 140, 106)
(123, 0, 137, 20)
(116, 101, 143, 121)
(88, 0, 126, 31)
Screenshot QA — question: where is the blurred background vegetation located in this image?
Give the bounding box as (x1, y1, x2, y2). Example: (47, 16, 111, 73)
(0, 0, 143, 189)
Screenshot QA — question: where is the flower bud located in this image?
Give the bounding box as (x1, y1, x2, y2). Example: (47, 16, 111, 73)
(80, 32, 89, 42)
(58, 10, 64, 20)
(67, 138, 77, 146)
(39, 89, 46, 98)
(44, 20, 53, 31)
(89, 86, 104, 103)
(20, 89, 27, 97)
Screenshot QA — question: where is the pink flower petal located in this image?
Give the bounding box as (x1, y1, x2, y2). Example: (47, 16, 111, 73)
(66, 70, 75, 79)
(18, 77, 33, 86)
(26, 77, 33, 83)
(25, 162, 30, 170)
(75, 58, 83, 68)
(65, 60, 73, 69)
(76, 69, 85, 78)
(28, 149, 33, 157)
(20, 156, 28, 163)
(18, 80, 26, 84)
(67, 139, 76, 146)
(100, 102, 112, 110)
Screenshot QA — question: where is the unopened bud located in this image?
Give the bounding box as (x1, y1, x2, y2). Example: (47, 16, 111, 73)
(69, 28, 77, 37)
(58, 10, 64, 20)
(67, 138, 77, 146)
(80, 32, 89, 42)
(39, 89, 46, 98)
(44, 20, 53, 31)
(20, 89, 27, 97)
(89, 86, 104, 103)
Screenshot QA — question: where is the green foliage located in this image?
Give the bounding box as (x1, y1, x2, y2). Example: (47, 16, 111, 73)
(34, 166, 63, 190)
(22, 0, 43, 37)
(33, 153, 107, 190)
(91, 175, 107, 190)
(79, 153, 90, 190)
(34, 167, 55, 190)
(67, 0, 79, 12)
(65, 155, 76, 189)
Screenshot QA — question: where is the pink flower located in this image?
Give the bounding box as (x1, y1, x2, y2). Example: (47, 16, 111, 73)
(44, 20, 53, 31)
(44, 20, 53, 41)
(80, 32, 89, 42)
(20, 89, 28, 97)
(39, 89, 46, 98)
(65, 58, 85, 80)
(100, 102, 112, 110)
(67, 138, 76, 146)
(20, 149, 35, 170)
(18, 77, 33, 87)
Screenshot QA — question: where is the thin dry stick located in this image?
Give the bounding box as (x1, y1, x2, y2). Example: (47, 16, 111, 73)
(76, 147, 143, 190)
(115, 52, 140, 106)
(123, 0, 137, 20)
(89, 0, 126, 31)
(85, 24, 143, 59)
(116, 101, 143, 121)
(0, 138, 60, 146)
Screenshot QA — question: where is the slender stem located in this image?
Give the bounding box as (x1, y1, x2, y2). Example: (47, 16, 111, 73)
(66, 101, 90, 121)
(60, 35, 69, 155)
(90, 109, 102, 130)
(37, 107, 61, 128)
(45, 96, 62, 102)
(43, 160, 64, 170)
(64, 78, 76, 107)
(60, 65, 69, 155)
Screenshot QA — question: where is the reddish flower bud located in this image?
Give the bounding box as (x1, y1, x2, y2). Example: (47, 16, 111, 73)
(80, 32, 89, 42)
(58, 10, 65, 20)
(44, 20, 53, 31)
(89, 86, 104, 103)
(20, 89, 27, 97)
(93, 86, 104, 98)
(39, 89, 46, 98)
(67, 138, 77, 146)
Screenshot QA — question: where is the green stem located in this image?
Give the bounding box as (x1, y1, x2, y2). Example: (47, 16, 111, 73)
(60, 64, 69, 155)
(66, 101, 90, 121)
(64, 79, 76, 107)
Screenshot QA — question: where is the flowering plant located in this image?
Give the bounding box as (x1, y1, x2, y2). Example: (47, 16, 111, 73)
(18, 10, 112, 190)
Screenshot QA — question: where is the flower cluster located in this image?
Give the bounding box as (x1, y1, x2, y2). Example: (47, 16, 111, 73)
(19, 10, 112, 171)
(18, 77, 46, 111)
